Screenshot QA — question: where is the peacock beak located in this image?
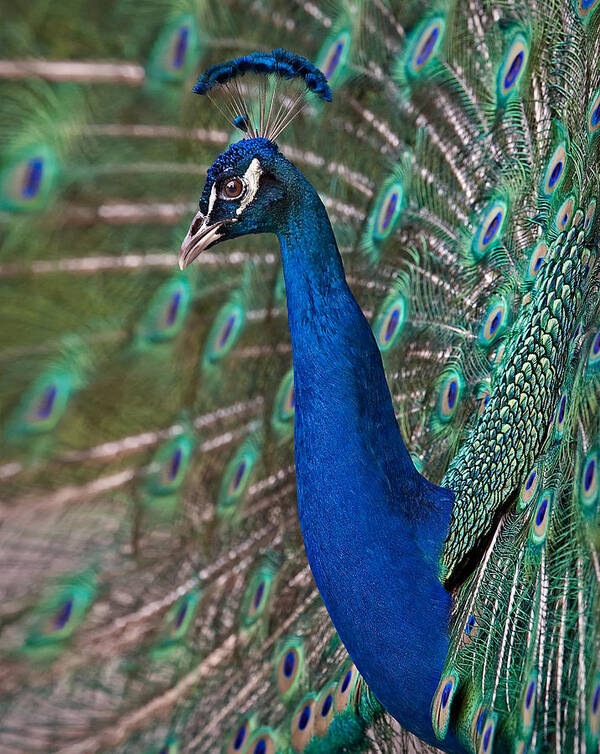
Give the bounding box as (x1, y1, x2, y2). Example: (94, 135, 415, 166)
(178, 210, 233, 269)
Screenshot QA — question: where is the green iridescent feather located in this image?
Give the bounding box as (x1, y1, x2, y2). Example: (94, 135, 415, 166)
(0, 0, 598, 752)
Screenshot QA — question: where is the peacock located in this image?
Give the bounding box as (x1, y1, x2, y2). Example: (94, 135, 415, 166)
(0, 0, 599, 753)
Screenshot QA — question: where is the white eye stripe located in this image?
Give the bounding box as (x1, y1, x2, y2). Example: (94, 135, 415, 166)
(207, 183, 218, 218)
(237, 158, 263, 216)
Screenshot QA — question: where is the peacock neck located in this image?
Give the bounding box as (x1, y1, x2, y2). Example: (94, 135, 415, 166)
(276, 175, 459, 749)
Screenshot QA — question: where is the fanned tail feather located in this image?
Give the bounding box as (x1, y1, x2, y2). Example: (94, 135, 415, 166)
(1, 0, 599, 752)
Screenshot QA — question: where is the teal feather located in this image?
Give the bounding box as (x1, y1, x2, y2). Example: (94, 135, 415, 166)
(0, 0, 599, 752)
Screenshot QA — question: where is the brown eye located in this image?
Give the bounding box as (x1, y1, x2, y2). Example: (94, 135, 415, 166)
(221, 177, 244, 200)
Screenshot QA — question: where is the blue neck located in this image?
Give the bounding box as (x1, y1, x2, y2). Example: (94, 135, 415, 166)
(277, 171, 456, 747)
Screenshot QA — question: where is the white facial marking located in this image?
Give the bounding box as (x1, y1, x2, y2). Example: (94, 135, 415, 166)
(237, 158, 263, 216)
(207, 183, 218, 219)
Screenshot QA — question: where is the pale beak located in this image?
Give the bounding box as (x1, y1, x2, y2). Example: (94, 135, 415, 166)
(178, 210, 233, 270)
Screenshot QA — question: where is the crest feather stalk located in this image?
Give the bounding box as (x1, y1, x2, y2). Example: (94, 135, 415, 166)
(193, 49, 331, 141)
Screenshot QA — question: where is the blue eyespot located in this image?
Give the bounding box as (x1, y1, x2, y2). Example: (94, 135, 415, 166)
(37, 384, 58, 420)
(175, 602, 188, 629)
(298, 705, 311, 730)
(554, 196, 575, 233)
(375, 293, 407, 350)
(386, 309, 400, 338)
(542, 144, 567, 196)
(276, 641, 303, 696)
(588, 675, 600, 740)
(433, 674, 456, 738)
(168, 447, 182, 481)
(381, 191, 399, 231)
(479, 715, 497, 752)
(22, 157, 44, 199)
(138, 278, 192, 344)
(220, 315, 236, 347)
(527, 242, 547, 278)
(163, 591, 199, 641)
(147, 14, 200, 83)
(283, 650, 296, 678)
(584, 198, 596, 234)
(205, 302, 245, 364)
(526, 681, 535, 709)
(165, 295, 185, 334)
(448, 382, 456, 407)
(145, 435, 193, 495)
(0, 145, 59, 212)
(470, 705, 489, 749)
(341, 670, 352, 693)
(580, 451, 598, 508)
(473, 201, 507, 258)
(498, 35, 528, 101)
(243, 563, 276, 626)
(586, 461, 596, 491)
(520, 672, 537, 734)
(316, 684, 337, 737)
(53, 599, 73, 630)
(483, 727, 492, 751)
(326, 43, 344, 78)
(536, 499, 547, 527)
(335, 664, 358, 711)
(438, 371, 463, 421)
(519, 467, 539, 509)
(20, 371, 73, 434)
(590, 329, 600, 365)
(171, 26, 189, 70)
(167, 291, 182, 326)
(531, 492, 552, 544)
(233, 724, 246, 750)
(272, 369, 295, 434)
(408, 18, 445, 74)
(483, 213, 501, 245)
(231, 461, 246, 492)
(555, 393, 567, 435)
(373, 181, 404, 240)
(477, 709, 487, 735)
(578, 0, 600, 19)
(254, 582, 265, 609)
(548, 161, 562, 188)
(317, 30, 352, 85)
(416, 27, 439, 65)
(218, 441, 257, 512)
(448, 381, 456, 407)
(480, 299, 508, 345)
(478, 387, 491, 416)
(504, 51, 523, 89)
(291, 696, 316, 748)
(441, 681, 452, 708)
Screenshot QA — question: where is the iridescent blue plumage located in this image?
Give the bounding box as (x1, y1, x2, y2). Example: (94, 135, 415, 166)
(1, 3, 599, 753)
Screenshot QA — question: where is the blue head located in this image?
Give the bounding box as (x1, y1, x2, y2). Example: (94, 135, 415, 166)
(179, 138, 305, 268)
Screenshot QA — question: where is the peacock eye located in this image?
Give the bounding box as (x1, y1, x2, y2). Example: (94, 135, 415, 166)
(220, 176, 245, 200)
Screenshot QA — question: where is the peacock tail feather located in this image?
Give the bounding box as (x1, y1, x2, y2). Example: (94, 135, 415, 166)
(0, 0, 598, 752)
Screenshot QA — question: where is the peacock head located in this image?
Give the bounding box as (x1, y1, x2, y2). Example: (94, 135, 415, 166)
(179, 137, 296, 269)
(178, 49, 331, 270)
